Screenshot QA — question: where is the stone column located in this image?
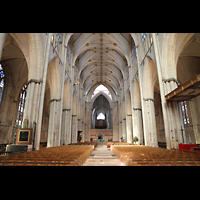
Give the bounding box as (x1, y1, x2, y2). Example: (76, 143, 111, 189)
(189, 97, 200, 143)
(29, 81, 40, 126)
(0, 81, 19, 144)
(81, 101, 85, 142)
(122, 118, 126, 142)
(110, 108, 113, 129)
(81, 121, 85, 142)
(71, 115, 77, 143)
(22, 79, 43, 129)
(61, 108, 71, 145)
(34, 33, 52, 150)
(143, 98, 158, 147)
(112, 101, 119, 141)
(152, 33, 183, 149)
(47, 99, 61, 147)
(0, 33, 7, 60)
(133, 108, 143, 145)
(119, 121, 122, 142)
(162, 79, 183, 149)
(85, 102, 91, 141)
(126, 114, 132, 143)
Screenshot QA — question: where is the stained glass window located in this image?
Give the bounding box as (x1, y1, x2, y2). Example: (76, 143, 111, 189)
(0, 64, 5, 103)
(181, 101, 190, 125)
(97, 113, 105, 120)
(91, 85, 112, 100)
(141, 33, 147, 42)
(16, 84, 27, 126)
(131, 38, 137, 63)
(56, 33, 62, 43)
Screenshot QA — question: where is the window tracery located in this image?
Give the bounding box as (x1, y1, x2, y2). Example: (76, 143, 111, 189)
(16, 84, 27, 126)
(181, 101, 190, 125)
(97, 113, 105, 120)
(56, 33, 62, 43)
(66, 39, 72, 66)
(0, 64, 5, 103)
(141, 33, 147, 42)
(131, 38, 137, 63)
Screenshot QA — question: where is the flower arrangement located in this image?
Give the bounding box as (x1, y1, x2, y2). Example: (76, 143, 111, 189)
(133, 136, 138, 144)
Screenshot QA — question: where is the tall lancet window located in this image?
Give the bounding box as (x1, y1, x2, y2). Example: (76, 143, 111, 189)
(16, 84, 27, 126)
(91, 84, 112, 100)
(181, 101, 190, 125)
(97, 113, 105, 120)
(0, 64, 5, 103)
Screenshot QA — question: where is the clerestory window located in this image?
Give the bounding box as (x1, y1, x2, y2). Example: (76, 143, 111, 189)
(91, 84, 112, 100)
(0, 64, 5, 104)
(16, 84, 27, 126)
(181, 101, 190, 125)
(97, 113, 105, 120)
(141, 33, 147, 42)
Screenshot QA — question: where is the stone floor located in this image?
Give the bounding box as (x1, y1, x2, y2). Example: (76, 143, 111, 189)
(82, 143, 125, 166)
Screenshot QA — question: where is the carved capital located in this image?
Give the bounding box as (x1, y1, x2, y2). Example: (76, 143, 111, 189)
(143, 98, 155, 102)
(50, 98, 61, 103)
(162, 77, 179, 85)
(133, 107, 142, 111)
(63, 108, 71, 111)
(27, 79, 43, 85)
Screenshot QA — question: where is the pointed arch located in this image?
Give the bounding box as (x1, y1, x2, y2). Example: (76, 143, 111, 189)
(97, 112, 105, 120)
(47, 57, 61, 100)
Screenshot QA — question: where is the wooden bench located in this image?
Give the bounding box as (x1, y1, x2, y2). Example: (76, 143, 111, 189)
(0, 145, 94, 166)
(111, 145, 200, 166)
(107, 142, 133, 148)
(70, 142, 98, 147)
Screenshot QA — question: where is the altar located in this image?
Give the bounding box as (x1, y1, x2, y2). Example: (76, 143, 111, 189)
(90, 129, 113, 142)
(97, 139, 108, 142)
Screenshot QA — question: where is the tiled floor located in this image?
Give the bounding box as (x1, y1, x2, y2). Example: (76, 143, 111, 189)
(82, 143, 125, 166)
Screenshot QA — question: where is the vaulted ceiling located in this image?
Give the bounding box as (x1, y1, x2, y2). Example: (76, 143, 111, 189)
(71, 33, 132, 97)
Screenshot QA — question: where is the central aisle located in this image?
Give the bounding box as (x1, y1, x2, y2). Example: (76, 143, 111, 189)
(82, 143, 125, 166)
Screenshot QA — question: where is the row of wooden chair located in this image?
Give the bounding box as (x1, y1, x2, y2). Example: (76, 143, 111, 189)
(107, 142, 133, 148)
(70, 142, 98, 147)
(111, 145, 200, 166)
(0, 145, 94, 166)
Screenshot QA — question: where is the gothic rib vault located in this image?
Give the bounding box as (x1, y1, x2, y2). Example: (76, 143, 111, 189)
(73, 33, 130, 98)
